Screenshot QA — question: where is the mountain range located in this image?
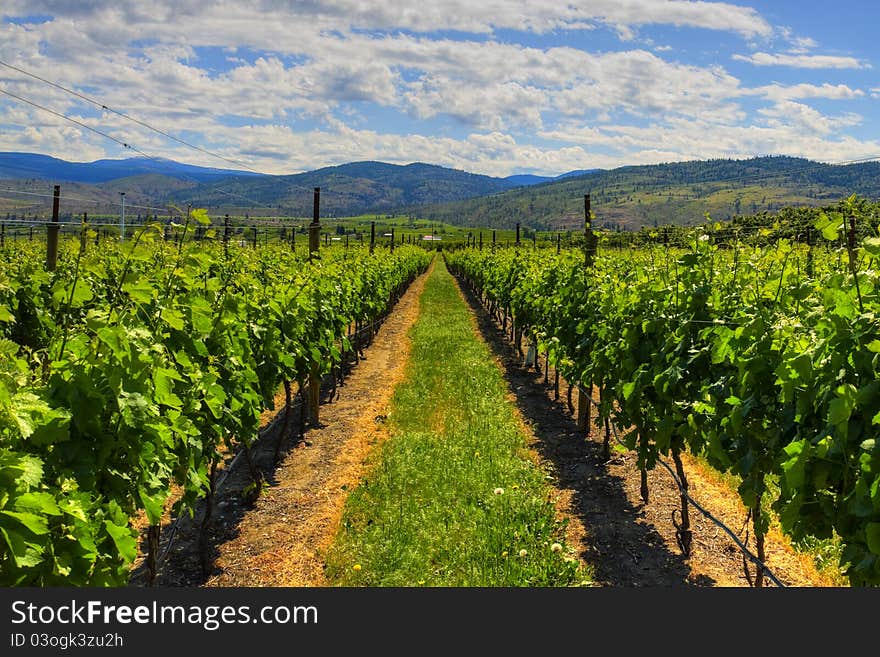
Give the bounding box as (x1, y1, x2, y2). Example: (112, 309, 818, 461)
(1, 151, 877, 229)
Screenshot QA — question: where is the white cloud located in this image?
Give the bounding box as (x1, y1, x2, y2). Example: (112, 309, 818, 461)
(754, 83, 865, 102)
(541, 117, 880, 166)
(733, 52, 869, 69)
(2, 1, 774, 38)
(758, 101, 862, 135)
(0, 2, 875, 178)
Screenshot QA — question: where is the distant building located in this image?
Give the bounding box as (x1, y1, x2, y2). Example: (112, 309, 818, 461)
(421, 235, 442, 241)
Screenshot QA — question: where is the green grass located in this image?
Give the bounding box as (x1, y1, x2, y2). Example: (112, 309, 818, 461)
(324, 258, 590, 586)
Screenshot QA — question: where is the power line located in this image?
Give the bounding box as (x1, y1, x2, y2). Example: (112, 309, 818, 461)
(0, 59, 334, 201)
(0, 86, 292, 210)
(0, 187, 171, 213)
(0, 59, 266, 176)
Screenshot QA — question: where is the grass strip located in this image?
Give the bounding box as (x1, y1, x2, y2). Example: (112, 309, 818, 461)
(324, 258, 590, 586)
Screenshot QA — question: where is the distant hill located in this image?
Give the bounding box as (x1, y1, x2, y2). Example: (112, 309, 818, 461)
(4, 153, 877, 229)
(171, 161, 532, 215)
(418, 157, 880, 230)
(0, 155, 561, 216)
(503, 174, 554, 186)
(0, 152, 260, 184)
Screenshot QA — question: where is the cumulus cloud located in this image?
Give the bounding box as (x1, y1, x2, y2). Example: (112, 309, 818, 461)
(0, 2, 874, 177)
(2, 0, 774, 38)
(733, 52, 869, 69)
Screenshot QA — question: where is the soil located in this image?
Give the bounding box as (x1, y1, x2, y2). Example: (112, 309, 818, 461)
(132, 258, 837, 588)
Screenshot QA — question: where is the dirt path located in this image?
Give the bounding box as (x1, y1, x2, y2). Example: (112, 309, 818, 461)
(136, 255, 834, 588)
(453, 273, 836, 587)
(134, 263, 430, 587)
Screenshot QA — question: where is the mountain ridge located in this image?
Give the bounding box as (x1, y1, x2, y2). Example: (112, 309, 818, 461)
(1, 152, 878, 229)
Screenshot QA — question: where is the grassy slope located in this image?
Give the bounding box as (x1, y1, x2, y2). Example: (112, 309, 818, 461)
(324, 259, 589, 586)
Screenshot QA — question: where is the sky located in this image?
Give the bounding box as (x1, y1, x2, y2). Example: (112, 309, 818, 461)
(0, 0, 878, 177)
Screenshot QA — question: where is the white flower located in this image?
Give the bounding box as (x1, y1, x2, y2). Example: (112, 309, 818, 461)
(551, 543, 563, 553)
(518, 549, 528, 558)
(493, 487, 504, 495)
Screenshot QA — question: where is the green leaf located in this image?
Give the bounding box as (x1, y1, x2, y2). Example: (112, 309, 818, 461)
(1, 510, 49, 536)
(103, 520, 137, 564)
(0, 304, 14, 323)
(122, 279, 155, 305)
(780, 441, 806, 491)
(15, 492, 61, 517)
(97, 326, 128, 361)
(829, 384, 858, 427)
(863, 236, 880, 257)
(160, 307, 186, 331)
(152, 368, 183, 409)
(139, 490, 167, 526)
(69, 279, 94, 308)
(27, 408, 71, 447)
(191, 208, 211, 226)
(866, 523, 880, 555)
(0, 526, 44, 568)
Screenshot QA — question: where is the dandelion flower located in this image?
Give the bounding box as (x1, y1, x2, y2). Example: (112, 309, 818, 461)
(352, 564, 362, 572)
(501, 551, 508, 558)
(551, 543, 563, 553)
(493, 487, 504, 495)
(518, 549, 528, 558)
(512, 484, 519, 490)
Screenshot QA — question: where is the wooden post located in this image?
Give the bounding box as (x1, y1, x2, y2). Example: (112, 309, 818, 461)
(369, 221, 375, 254)
(556, 233, 561, 254)
(584, 193, 598, 267)
(516, 222, 520, 246)
(1, 222, 4, 248)
(308, 366, 321, 426)
(46, 185, 61, 271)
(307, 187, 322, 425)
(390, 227, 395, 253)
(309, 187, 321, 261)
(579, 193, 597, 435)
(806, 226, 813, 278)
(80, 212, 88, 253)
(223, 214, 230, 257)
(492, 230, 496, 247)
(479, 231, 483, 250)
(577, 382, 590, 434)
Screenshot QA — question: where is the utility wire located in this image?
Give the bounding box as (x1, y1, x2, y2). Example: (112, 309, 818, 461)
(0, 59, 265, 176)
(0, 60, 337, 200)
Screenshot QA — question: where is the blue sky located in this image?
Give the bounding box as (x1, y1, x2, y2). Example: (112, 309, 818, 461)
(0, 1, 878, 176)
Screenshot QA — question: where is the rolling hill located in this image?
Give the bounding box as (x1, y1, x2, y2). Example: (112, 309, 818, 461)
(417, 156, 880, 230)
(0, 155, 559, 216)
(0, 152, 260, 184)
(2, 153, 878, 229)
